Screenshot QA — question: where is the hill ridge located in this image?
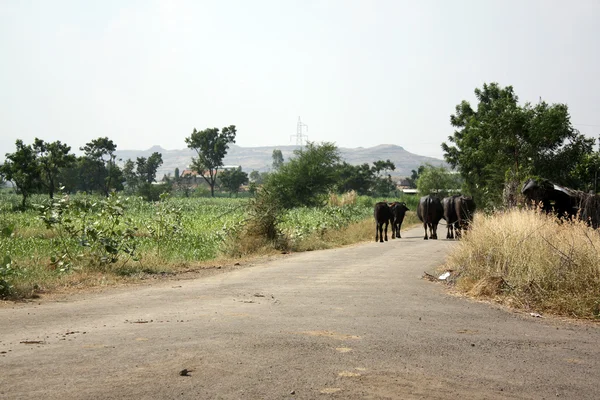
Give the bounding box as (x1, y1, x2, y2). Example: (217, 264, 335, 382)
(115, 144, 446, 178)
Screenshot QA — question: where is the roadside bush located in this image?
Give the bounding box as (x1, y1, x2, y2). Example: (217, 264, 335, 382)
(444, 208, 600, 318)
(263, 142, 341, 208)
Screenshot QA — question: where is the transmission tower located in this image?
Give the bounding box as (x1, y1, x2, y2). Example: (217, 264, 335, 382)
(290, 116, 308, 146)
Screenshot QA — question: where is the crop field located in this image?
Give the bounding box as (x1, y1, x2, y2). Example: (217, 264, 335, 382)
(0, 191, 417, 298)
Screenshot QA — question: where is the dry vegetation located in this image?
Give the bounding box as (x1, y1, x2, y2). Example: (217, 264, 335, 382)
(443, 208, 600, 319)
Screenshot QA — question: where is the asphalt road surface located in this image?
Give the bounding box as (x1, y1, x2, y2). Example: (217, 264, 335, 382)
(1, 226, 599, 400)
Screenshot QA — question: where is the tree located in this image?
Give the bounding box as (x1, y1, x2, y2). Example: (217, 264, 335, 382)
(272, 149, 284, 170)
(136, 152, 163, 184)
(0, 140, 41, 207)
(416, 164, 462, 198)
(572, 150, 600, 193)
(219, 167, 249, 197)
(80, 137, 123, 196)
(249, 171, 270, 185)
(185, 125, 237, 197)
(264, 142, 341, 208)
(335, 162, 375, 195)
(442, 82, 594, 207)
(406, 166, 425, 189)
(371, 159, 396, 196)
(122, 159, 139, 192)
(174, 167, 180, 182)
(33, 138, 76, 199)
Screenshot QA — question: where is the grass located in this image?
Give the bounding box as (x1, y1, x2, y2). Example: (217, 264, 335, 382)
(443, 207, 600, 319)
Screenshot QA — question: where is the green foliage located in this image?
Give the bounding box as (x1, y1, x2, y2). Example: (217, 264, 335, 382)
(145, 193, 183, 257)
(442, 82, 594, 208)
(280, 204, 372, 241)
(416, 163, 462, 198)
(122, 158, 139, 193)
(264, 142, 341, 208)
(137, 182, 172, 202)
(33, 139, 76, 199)
(136, 152, 163, 184)
(336, 162, 374, 195)
(38, 192, 139, 270)
(334, 160, 397, 196)
(0, 255, 18, 298)
(406, 166, 425, 189)
(0, 139, 42, 208)
(571, 151, 600, 193)
(185, 125, 237, 197)
(79, 137, 124, 196)
(218, 167, 248, 197)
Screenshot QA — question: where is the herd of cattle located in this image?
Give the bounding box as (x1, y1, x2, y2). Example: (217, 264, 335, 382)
(373, 177, 600, 243)
(374, 194, 476, 242)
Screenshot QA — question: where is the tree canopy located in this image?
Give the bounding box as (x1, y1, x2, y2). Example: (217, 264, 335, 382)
(442, 82, 594, 207)
(219, 167, 248, 197)
(0, 140, 41, 207)
(33, 139, 76, 199)
(416, 163, 462, 198)
(272, 149, 284, 170)
(185, 125, 237, 197)
(264, 142, 341, 208)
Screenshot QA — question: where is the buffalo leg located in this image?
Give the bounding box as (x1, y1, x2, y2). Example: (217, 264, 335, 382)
(423, 222, 428, 240)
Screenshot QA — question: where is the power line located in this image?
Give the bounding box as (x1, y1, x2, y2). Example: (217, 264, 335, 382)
(290, 116, 308, 146)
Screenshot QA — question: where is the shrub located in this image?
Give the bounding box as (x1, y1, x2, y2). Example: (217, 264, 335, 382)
(444, 208, 600, 318)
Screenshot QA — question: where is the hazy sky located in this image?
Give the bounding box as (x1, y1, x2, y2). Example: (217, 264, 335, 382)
(1, 0, 599, 160)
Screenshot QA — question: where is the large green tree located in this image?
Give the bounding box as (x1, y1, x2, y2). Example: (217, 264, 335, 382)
(136, 152, 163, 184)
(442, 82, 594, 207)
(219, 167, 249, 197)
(416, 163, 462, 198)
(335, 162, 374, 195)
(264, 142, 341, 208)
(185, 125, 237, 197)
(80, 137, 123, 195)
(33, 138, 76, 199)
(0, 140, 41, 207)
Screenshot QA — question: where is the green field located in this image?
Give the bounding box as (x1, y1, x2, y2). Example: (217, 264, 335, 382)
(0, 191, 419, 298)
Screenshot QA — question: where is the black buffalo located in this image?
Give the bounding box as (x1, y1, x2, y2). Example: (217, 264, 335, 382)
(374, 202, 392, 242)
(521, 178, 600, 229)
(389, 202, 409, 239)
(417, 195, 444, 240)
(442, 195, 460, 239)
(521, 178, 579, 218)
(454, 195, 476, 238)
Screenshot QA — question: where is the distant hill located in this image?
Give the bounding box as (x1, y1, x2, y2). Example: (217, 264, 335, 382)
(115, 144, 447, 179)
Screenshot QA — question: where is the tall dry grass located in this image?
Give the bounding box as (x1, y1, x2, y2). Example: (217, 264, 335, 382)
(328, 190, 358, 207)
(444, 208, 600, 319)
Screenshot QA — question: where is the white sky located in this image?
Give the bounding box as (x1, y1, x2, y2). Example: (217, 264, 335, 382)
(1, 0, 599, 160)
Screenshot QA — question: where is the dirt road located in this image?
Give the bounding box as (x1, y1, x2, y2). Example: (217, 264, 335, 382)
(1, 226, 599, 399)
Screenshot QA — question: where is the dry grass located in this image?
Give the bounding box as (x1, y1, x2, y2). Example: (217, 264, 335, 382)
(444, 208, 600, 319)
(290, 219, 373, 252)
(328, 191, 358, 207)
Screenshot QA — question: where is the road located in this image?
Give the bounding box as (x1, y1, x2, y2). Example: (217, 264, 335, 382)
(1, 226, 599, 399)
